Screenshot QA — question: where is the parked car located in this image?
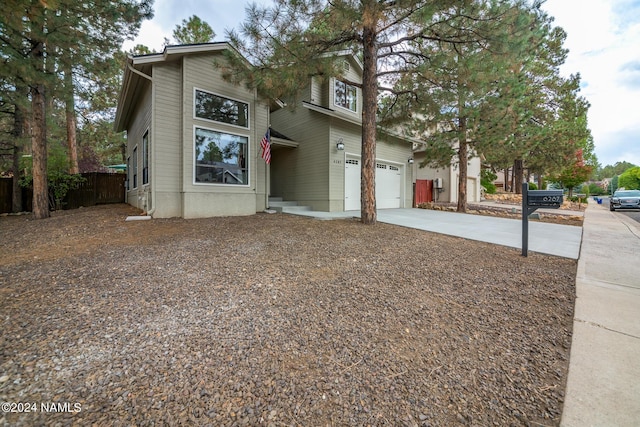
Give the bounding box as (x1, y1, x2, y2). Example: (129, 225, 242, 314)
(610, 189, 640, 211)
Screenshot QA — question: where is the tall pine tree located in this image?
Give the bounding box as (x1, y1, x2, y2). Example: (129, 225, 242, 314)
(224, 0, 499, 224)
(0, 0, 153, 218)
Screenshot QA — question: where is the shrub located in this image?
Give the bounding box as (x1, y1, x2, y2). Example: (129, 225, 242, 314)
(481, 169, 497, 194)
(568, 195, 588, 204)
(21, 172, 86, 211)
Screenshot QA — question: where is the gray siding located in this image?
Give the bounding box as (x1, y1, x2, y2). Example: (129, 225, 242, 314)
(125, 81, 152, 211)
(179, 54, 269, 217)
(152, 61, 184, 217)
(270, 107, 331, 210)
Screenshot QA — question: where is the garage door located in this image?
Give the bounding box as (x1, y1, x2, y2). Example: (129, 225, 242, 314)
(344, 158, 402, 210)
(345, 158, 361, 210)
(376, 163, 402, 209)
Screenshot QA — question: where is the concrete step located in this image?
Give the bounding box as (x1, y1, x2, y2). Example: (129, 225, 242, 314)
(267, 198, 312, 213)
(268, 200, 299, 208)
(281, 205, 312, 213)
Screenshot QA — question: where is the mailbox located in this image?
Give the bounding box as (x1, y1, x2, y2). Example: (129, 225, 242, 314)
(521, 184, 563, 257)
(526, 190, 563, 208)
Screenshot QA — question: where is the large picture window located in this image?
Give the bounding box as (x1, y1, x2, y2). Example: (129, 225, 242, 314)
(195, 89, 249, 128)
(195, 127, 248, 185)
(334, 80, 357, 112)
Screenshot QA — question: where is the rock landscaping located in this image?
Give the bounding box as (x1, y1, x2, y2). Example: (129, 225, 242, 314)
(0, 204, 576, 426)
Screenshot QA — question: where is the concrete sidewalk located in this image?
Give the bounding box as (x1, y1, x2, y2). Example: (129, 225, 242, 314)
(561, 200, 640, 426)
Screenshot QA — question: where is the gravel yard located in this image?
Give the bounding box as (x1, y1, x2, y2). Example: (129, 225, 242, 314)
(0, 204, 577, 426)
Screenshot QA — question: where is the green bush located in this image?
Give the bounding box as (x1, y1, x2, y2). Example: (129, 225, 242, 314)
(568, 195, 588, 204)
(527, 182, 538, 190)
(588, 183, 606, 196)
(21, 172, 86, 211)
(481, 169, 497, 194)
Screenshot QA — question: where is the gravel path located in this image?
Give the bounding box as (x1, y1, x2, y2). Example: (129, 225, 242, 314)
(0, 204, 576, 426)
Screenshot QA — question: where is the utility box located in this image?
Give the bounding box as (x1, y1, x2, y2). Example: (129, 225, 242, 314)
(433, 178, 443, 189)
(526, 190, 563, 208)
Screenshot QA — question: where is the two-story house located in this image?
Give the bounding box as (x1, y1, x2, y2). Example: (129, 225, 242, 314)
(114, 43, 414, 218)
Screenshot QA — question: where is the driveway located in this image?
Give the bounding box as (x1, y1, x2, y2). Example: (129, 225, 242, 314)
(293, 208, 584, 259)
(376, 208, 583, 259)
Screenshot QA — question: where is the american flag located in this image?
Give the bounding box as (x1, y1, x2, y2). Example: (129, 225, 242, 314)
(260, 129, 271, 164)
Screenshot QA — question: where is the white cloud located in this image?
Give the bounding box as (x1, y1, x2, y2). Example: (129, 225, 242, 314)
(543, 0, 640, 167)
(120, 0, 640, 167)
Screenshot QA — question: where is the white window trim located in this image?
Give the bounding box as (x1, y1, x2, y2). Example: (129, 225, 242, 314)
(333, 79, 358, 113)
(192, 124, 251, 187)
(193, 87, 251, 130)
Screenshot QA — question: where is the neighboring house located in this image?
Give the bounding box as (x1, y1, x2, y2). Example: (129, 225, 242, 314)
(115, 43, 414, 218)
(412, 144, 482, 204)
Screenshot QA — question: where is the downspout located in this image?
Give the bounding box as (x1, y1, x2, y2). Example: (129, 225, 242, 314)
(127, 62, 156, 216)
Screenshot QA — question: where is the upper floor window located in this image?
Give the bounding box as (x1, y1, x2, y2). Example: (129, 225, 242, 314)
(195, 89, 249, 128)
(334, 80, 357, 112)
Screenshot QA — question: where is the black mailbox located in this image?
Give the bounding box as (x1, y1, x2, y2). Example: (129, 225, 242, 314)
(526, 190, 563, 208)
(521, 184, 564, 257)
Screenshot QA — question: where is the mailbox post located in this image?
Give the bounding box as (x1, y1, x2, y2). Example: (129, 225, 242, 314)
(521, 183, 563, 256)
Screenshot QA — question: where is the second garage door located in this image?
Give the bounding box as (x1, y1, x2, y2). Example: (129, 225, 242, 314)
(345, 157, 402, 210)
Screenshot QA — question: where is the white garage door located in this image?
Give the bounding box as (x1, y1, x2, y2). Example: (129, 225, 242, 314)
(344, 157, 402, 210)
(344, 158, 361, 210)
(376, 163, 402, 209)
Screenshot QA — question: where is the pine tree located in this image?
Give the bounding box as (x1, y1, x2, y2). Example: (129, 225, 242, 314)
(383, 1, 533, 212)
(0, 0, 153, 218)
(170, 16, 216, 45)
(224, 0, 495, 224)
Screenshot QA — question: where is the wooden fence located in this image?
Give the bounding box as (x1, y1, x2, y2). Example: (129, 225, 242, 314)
(414, 179, 434, 206)
(0, 172, 125, 214)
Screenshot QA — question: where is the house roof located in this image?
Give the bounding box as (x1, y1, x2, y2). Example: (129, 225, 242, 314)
(302, 101, 420, 146)
(114, 42, 242, 132)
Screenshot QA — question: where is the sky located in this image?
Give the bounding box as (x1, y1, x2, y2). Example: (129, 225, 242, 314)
(122, 0, 640, 168)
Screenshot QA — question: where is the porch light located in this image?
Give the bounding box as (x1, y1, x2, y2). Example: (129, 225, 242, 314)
(336, 139, 345, 151)
(408, 157, 414, 164)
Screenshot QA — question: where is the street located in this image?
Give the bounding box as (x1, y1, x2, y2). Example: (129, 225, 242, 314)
(603, 196, 640, 223)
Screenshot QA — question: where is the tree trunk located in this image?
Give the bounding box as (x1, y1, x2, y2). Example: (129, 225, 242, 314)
(504, 168, 509, 192)
(64, 64, 79, 174)
(457, 119, 468, 213)
(513, 159, 523, 194)
(360, 15, 378, 225)
(537, 174, 543, 190)
(31, 81, 49, 219)
(31, 35, 49, 219)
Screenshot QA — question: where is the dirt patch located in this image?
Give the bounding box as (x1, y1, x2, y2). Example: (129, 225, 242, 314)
(0, 204, 576, 426)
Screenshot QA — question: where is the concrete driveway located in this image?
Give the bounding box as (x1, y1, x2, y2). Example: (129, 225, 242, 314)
(287, 207, 583, 259)
(375, 208, 582, 259)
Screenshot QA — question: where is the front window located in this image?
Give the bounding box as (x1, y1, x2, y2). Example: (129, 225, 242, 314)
(334, 80, 357, 112)
(195, 89, 249, 128)
(132, 146, 138, 189)
(142, 130, 149, 185)
(194, 127, 248, 185)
